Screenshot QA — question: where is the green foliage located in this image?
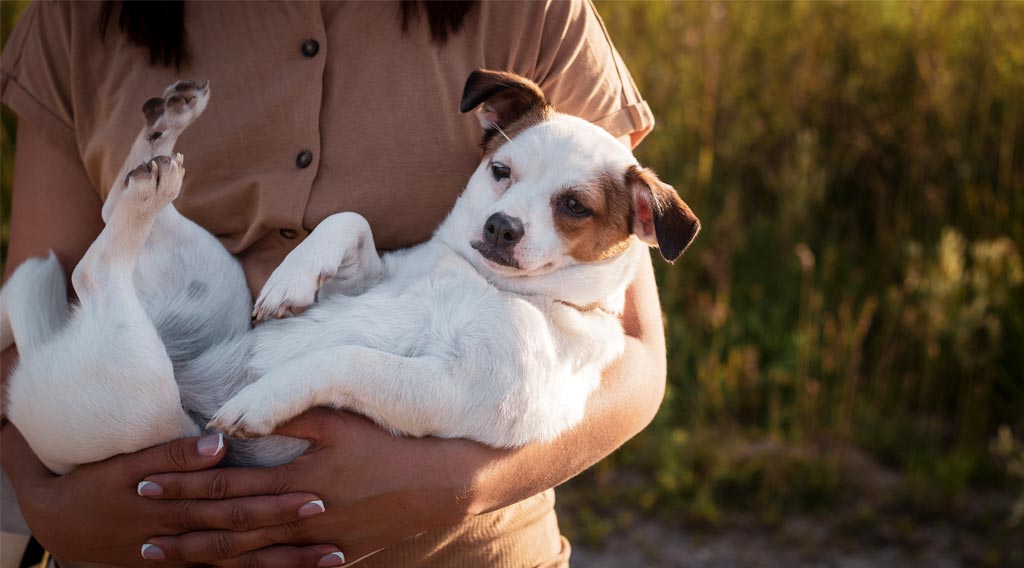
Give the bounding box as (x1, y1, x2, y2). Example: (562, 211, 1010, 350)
(564, 0, 1024, 527)
(0, 0, 26, 269)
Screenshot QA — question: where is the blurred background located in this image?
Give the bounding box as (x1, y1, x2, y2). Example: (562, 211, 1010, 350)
(2, 1, 1022, 567)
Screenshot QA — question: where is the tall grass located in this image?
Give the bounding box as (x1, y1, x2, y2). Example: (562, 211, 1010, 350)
(0, 0, 22, 266)
(581, 0, 1024, 524)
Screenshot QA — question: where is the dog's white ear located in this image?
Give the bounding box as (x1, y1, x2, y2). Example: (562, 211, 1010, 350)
(627, 166, 701, 263)
(460, 69, 550, 131)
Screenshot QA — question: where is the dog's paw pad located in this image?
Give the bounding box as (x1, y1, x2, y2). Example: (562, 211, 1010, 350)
(164, 79, 208, 98)
(163, 80, 209, 113)
(142, 80, 210, 136)
(124, 161, 156, 188)
(143, 97, 166, 127)
(121, 155, 183, 211)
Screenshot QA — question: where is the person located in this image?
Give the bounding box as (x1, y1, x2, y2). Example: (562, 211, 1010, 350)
(0, 1, 666, 566)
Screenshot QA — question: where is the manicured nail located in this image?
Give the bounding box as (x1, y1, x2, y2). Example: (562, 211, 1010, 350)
(137, 481, 163, 497)
(197, 433, 224, 457)
(141, 543, 165, 560)
(318, 551, 346, 566)
(298, 499, 326, 518)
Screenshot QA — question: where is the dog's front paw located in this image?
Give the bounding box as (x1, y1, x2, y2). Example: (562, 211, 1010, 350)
(143, 80, 210, 139)
(253, 253, 337, 322)
(208, 385, 284, 439)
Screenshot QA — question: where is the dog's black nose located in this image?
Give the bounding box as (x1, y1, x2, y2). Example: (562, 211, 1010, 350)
(484, 213, 524, 248)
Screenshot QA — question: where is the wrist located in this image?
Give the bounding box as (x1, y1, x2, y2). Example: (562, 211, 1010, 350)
(440, 437, 518, 519)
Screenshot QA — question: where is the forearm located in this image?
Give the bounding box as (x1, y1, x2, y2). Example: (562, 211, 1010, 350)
(465, 336, 665, 515)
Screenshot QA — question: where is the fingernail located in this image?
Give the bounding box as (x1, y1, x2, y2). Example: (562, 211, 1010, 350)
(141, 543, 165, 561)
(318, 551, 346, 567)
(197, 433, 224, 457)
(137, 481, 163, 497)
(298, 499, 326, 518)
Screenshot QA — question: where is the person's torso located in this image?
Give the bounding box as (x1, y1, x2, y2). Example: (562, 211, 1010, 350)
(67, 1, 568, 294)
(50, 3, 571, 565)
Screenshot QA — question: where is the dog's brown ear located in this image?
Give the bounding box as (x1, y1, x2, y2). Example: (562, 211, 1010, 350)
(626, 166, 700, 263)
(460, 69, 550, 130)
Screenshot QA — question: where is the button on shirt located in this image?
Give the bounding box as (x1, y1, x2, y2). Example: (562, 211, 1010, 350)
(295, 148, 314, 169)
(1, 1, 654, 565)
(301, 38, 320, 57)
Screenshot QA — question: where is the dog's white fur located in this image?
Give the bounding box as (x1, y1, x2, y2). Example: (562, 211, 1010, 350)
(1, 74, 696, 474)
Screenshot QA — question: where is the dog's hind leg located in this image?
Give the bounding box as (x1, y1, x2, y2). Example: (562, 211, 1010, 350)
(74, 157, 186, 304)
(7, 156, 201, 473)
(209, 346, 458, 440)
(253, 212, 383, 321)
(106, 80, 252, 417)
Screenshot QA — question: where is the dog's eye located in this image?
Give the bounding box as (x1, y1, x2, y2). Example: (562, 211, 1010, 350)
(491, 162, 511, 181)
(562, 196, 590, 217)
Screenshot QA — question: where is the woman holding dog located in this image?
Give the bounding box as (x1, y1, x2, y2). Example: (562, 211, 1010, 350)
(0, 1, 665, 566)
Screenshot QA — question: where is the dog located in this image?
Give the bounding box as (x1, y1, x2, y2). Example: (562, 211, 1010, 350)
(0, 70, 699, 474)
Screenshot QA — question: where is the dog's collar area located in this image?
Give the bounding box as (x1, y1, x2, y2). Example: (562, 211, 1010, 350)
(553, 299, 609, 314)
(438, 239, 615, 316)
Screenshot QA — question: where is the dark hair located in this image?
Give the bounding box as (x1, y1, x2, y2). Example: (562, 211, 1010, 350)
(99, 0, 476, 70)
(399, 1, 476, 45)
(99, 1, 189, 69)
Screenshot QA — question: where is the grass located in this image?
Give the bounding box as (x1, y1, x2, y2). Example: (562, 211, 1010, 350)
(561, 0, 1024, 542)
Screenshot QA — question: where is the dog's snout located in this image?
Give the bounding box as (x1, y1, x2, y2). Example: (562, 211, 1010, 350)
(484, 213, 524, 248)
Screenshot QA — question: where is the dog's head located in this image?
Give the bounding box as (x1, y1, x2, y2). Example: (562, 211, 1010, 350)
(449, 70, 700, 300)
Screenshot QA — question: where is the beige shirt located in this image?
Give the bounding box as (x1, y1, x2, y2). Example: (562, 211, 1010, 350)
(1, 1, 653, 565)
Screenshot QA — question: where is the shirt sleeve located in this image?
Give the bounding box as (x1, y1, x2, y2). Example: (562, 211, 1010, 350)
(529, 0, 655, 148)
(1, 1, 79, 159)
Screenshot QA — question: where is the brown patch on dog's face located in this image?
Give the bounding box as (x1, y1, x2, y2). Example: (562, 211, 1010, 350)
(551, 167, 701, 265)
(551, 171, 635, 263)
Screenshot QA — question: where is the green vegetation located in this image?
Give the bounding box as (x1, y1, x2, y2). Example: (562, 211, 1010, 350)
(559, 0, 1023, 544)
(2, 0, 1022, 555)
(0, 0, 23, 265)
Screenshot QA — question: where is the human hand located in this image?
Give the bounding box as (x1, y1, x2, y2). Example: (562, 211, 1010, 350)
(140, 409, 496, 564)
(0, 424, 341, 567)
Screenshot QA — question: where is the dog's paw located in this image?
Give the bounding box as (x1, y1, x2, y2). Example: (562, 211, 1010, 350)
(253, 253, 337, 322)
(120, 154, 184, 215)
(142, 80, 210, 140)
(208, 386, 284, 439)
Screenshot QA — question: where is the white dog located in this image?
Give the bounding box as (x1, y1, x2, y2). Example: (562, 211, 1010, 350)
(0, 71, 699, 475)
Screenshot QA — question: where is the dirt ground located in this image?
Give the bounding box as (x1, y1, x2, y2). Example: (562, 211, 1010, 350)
(569, 516, 1019, 568)
(563, 443, 1023, 568)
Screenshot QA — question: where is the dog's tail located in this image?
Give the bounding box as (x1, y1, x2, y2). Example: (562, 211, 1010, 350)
(0, 252, 69, 356)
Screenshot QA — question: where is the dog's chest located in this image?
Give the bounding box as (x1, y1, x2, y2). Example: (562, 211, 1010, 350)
(249, 250, 523, 370)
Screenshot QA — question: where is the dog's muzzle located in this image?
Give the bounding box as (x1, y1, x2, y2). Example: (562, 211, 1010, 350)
(472, 212, 523, 269)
